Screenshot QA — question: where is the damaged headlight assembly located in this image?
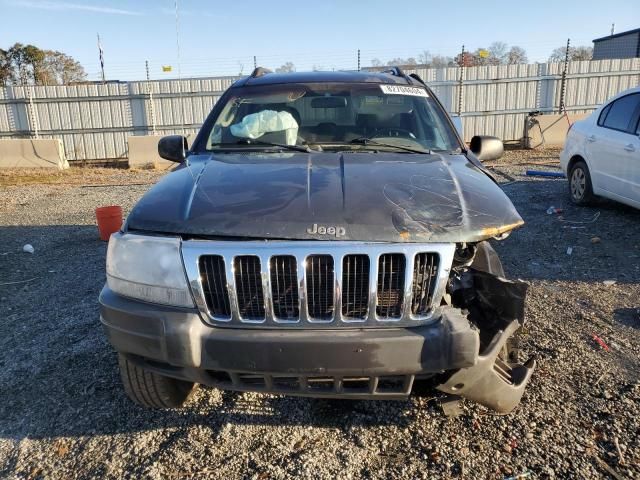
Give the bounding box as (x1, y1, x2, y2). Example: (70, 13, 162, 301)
(106, 233, 194, 308)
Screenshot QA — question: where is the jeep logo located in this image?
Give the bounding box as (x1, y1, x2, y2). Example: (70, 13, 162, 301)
(307, 223, 346, 237)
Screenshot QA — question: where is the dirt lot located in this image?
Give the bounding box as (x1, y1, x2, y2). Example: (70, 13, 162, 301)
(1, 150, 639, 479)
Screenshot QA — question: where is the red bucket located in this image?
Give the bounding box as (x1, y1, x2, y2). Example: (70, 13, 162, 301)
(95, 205, 123, 241)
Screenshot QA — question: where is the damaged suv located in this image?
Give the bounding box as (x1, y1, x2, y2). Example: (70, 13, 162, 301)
(100, 68, 535, 413)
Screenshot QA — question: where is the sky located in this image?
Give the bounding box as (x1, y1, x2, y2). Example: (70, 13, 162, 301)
(1, 0, 639, 81)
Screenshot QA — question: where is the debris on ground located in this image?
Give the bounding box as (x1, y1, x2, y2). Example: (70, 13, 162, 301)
(1, 151, 639, 479)
(22, 244, 34, 254)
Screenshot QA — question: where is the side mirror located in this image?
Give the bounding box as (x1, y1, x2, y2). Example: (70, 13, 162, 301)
(158, 135, 188, 163)
(470, 135, 504, 161)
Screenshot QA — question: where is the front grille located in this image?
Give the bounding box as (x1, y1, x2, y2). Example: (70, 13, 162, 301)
(342, 254, 370, 319)
(188, 242, 452, 328)
(234, 256, 265, 320)
(411, 253, 439, 316)
(376, 254, 406, 318)
(270, 255, 299, 320)
(306, 255, 334, 320)
(199, 255, 231, 318)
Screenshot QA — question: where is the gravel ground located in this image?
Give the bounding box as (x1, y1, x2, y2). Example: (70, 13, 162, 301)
(1, 152, 639, 479)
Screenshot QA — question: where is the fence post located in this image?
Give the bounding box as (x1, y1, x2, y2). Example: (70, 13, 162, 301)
(27, 86, 39, 139)
(559, 38, 570, 113)
(145, 60, 157, 135)
(457, 45, 465, 116)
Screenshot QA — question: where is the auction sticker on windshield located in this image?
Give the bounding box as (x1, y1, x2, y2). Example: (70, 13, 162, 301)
(379, 85, 429, 97)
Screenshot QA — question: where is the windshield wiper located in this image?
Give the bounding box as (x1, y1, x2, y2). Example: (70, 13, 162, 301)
(235, 139, 312, 153)
(349, 137, 431, 154)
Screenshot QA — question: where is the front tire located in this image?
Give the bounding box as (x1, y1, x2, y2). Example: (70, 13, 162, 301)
(118, 354, 197, 409)
(568, 160, 595, 205)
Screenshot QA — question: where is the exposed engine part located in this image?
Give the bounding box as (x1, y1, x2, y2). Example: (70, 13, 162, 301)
(453, 242, 477, 267)
(438, 240, 535, 413)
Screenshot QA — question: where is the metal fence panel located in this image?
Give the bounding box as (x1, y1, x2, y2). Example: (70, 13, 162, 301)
(0, 59, 638, 161)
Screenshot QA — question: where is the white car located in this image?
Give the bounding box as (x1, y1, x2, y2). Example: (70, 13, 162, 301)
(560, 86, 640, 208)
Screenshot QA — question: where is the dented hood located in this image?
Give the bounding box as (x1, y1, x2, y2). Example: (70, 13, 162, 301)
(125, 152, 523, 243)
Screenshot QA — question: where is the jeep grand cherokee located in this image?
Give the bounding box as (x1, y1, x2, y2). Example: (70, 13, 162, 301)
(99, 68, 535, 413)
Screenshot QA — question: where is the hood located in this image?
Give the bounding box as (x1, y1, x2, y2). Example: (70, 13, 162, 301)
(125, 151, 523, 243)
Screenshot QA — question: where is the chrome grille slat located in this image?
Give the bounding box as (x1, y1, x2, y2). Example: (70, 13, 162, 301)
(270, 255, 299, 320)
(183, 241, 455, 329)
(411, 253, 440, 316)
(342, 254, 370, 320)
(376, 253, 405, 319)
(306, 255, 334, 321)
(199, 255, 231, 319)
(234, 256, 265, 321)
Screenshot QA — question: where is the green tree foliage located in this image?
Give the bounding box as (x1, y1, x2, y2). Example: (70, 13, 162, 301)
(1, 43, 86, 85)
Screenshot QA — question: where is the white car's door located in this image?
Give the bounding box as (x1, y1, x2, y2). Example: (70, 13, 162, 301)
(587, 93, 640, 203)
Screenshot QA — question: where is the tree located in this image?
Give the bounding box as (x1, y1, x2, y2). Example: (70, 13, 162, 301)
(488, 41, 508, 64)
(275, 62, 295, 73)
(506, 46, 528, 64)
(572, 46, 593, 61)
(387, 57, 417, 66)
(418, 50, 432, 65)
(548, 45, 593, 62)
(0, 48, 12, 86)
(39, 50, 86, 84)
(1, 43, 86, 85)
(23, 44, 45, 84)
(455, 51, 476, 67)
(370, 58, 383, 67)
(431, 55, 454, 68)
(8, 43, 29, 85)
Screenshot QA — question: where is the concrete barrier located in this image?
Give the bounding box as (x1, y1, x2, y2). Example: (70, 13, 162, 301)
(526, 113, 589, 149)
(127, 134, 196, 170)
(0, 138, 68, 169)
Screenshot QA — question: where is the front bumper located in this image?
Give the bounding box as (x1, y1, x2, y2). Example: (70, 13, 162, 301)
(99, 286, 534, 412)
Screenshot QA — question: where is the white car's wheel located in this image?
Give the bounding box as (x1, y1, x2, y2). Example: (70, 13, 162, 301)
(569, 160, 595, 205)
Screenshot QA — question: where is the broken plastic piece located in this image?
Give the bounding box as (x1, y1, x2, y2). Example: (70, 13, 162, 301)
(592, 333, 610, 351)
(22, 244, 34, 254)
(437, 321, 536, 414)
(230, 110, 299, 145)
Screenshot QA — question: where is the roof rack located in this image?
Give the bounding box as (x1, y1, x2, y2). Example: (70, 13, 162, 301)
(382, 66, 412, 84)
(409, 72, 427, 87)
(250, 67, 272, 78)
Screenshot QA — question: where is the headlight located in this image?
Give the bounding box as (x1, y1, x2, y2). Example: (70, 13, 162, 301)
(106, 233, 194, 308)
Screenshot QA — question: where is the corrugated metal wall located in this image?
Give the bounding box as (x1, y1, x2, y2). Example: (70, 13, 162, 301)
(0, 59, 638, 162)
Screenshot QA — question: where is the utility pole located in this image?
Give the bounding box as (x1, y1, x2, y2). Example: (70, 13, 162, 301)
(610, 23, 615, 35)
(357, 49, 361, 71)
(97, 33, 105, 84)
(253, 56, 257, 69)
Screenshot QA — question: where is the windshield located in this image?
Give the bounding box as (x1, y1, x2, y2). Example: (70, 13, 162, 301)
(197, 82, 461, 153)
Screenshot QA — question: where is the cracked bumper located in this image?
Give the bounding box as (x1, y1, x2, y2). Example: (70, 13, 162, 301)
(99, 286, 534, 410)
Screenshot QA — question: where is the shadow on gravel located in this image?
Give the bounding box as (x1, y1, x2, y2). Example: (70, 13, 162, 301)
(614, 307, 640, 329)
(496, 178, 640, 284)
(0, 224, 419, 442)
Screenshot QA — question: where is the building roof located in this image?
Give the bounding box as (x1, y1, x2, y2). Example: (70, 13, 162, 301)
(234, 69, 419, 88)
(593, 27, 640, 42)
